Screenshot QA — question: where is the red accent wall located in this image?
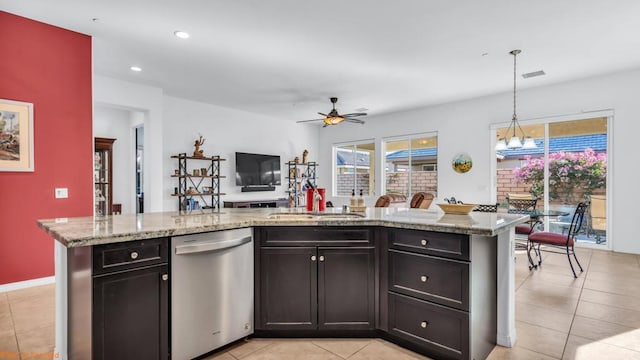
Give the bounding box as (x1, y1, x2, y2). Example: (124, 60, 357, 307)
(0, 11, 93, 285)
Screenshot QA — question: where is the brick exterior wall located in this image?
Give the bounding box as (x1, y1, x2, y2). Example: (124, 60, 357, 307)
(336, 173, 370, 196)
(497, 169, 605, 205)
(385, 171, 438, 196)
(497, 169, 530, 203)
(335, 169, 602, 203)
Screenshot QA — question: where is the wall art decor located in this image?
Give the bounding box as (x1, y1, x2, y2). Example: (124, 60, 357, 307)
(0, 99, 34, 171)
(451, 152, 472, 174)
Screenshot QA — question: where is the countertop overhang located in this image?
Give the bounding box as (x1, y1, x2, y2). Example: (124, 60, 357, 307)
(37, 207, 530, 248)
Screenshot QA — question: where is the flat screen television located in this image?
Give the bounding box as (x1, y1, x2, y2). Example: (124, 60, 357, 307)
(235, 152, 281, 188)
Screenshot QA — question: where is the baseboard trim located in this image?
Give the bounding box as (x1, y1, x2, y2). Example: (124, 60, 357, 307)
(0, 276, 55, 293)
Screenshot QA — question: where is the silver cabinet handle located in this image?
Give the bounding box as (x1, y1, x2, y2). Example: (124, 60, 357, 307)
(420, 275, 428, 282)
(421, 321, 429, 328)
(162, 274, 169, 281)
(420, 239, 429, 246)
(311, 255, 317, 261)
(130, 251, 139, 260)
(319, 256, 325, 262)
(175, 236, 251, 255)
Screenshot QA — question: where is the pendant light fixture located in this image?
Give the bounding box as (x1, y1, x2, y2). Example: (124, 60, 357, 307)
(495, 49, 537, 150)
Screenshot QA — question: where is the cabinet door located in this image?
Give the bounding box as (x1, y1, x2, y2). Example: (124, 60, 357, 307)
(93, 265, 169, 360)
(259, 247, 317, 330)
(318, 246, 375, 330)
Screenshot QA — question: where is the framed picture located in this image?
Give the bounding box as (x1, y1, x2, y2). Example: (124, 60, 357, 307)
(451, 152, 472, 174)
(0, 99, 34, 172)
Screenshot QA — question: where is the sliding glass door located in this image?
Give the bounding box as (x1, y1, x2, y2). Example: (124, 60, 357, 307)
(496, 116, 609, 247)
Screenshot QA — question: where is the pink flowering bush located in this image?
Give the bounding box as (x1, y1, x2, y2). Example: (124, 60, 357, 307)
(513, 148, 607, 204)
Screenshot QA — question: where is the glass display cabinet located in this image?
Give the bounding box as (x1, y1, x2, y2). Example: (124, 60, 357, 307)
(94, 137, 116, 216)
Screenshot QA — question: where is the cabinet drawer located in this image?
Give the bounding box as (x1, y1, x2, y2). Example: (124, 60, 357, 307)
(389, 229, 469, 261)
(389, 250, 469, 311)
(93, 238, 168, 275)
(259, 227, 371, 246)
(389, 292, 469, 360)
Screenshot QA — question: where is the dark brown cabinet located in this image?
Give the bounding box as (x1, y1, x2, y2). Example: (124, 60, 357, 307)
(256, 227, 375, 332)
(389, 292, 469, 360)
(318, 247, 375, 330)
(259, 247, 318, 330)
(92, 238, 169, 360)
(386, 228, 496, 360)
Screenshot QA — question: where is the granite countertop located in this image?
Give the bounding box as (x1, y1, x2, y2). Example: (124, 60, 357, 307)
(37, 207, 529, 248)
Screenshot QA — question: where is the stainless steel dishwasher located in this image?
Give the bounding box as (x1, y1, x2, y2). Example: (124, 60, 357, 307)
(171, 227, 253, 360)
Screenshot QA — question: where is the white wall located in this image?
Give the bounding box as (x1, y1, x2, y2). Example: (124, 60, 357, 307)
(318, 69, 640, 255)
(93, 106, 134, 214)
(162, 96, 319, 210)
(93, 75, 164, 212)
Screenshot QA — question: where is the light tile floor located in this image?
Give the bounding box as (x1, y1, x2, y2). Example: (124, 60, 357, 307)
(1, 248, 639, 359)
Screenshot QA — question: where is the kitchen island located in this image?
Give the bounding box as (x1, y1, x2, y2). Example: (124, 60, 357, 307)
(38, 207, 528, 360)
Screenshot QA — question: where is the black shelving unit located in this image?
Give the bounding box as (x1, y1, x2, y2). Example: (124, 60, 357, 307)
(171, 153, 226, 212)
(285, 161, 318, 207)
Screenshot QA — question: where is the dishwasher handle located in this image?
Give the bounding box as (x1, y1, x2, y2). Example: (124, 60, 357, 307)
(175, 236, 252, 255)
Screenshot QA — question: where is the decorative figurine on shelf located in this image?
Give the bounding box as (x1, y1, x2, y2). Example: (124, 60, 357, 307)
(193, 135, 205, 157)
(294, 156, 300, 164)
(302, 149, 309, 164)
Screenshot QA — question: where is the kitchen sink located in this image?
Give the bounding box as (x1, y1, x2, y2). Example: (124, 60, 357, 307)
(266, 213, 316, 220)
(266, 212, 365, 220)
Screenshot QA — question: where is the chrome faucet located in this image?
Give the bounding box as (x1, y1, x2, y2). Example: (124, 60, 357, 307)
(307, 180, 322, 213)
(311, 188, 322, 213)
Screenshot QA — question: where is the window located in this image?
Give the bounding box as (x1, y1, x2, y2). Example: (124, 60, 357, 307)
(383, 134, 438, 197)
(334, 141, 375, 196)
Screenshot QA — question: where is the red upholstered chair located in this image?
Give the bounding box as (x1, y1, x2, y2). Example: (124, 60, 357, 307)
(527, 202, 588, 278)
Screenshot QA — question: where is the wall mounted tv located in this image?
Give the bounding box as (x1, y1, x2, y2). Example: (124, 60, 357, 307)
(235, 152, 281, 192)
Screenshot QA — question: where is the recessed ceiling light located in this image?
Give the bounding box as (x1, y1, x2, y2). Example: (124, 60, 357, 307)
(522, 70, 546, 79)
(174, 31, 190, 39)
(130, 66, 142, 72)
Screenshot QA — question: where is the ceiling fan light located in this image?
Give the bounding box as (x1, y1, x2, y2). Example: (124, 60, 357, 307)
(324, 116, 344, 125)
(522, 137, 537, 149)
(495, 139, 507, 151)
(507, 136, 523, 149)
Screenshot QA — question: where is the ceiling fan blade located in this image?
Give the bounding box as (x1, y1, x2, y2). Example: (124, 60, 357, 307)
(322, 123, 329, 128)
(342, 112, 367, 117)
(317, 112, 328, 117)
(345, 118, 365, 124)
(296, 118, 324, 123)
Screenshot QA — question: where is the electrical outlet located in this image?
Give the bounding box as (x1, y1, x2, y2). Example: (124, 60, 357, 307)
(55, 188, 68, 199)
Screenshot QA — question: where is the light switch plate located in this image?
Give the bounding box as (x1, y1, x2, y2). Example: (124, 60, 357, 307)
(55, 188, 68, 199)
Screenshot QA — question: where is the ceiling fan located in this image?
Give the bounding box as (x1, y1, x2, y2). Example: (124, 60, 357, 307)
(296, 97, 367, 127)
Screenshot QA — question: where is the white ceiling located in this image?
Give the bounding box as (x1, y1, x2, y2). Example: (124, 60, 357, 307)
(3, 0, 640, 122)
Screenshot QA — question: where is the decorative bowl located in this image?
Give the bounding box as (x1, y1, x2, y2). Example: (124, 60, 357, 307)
(436, 203, 477, 215)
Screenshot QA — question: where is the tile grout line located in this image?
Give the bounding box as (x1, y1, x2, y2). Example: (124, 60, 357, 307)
(5, 293, 22, 355)
(230, 340, 279, 360)
(560, 248, 593, 359)
(311, 340, 360, 360)
(344, 340, 373, 359)
(309, 341, 350, 359)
